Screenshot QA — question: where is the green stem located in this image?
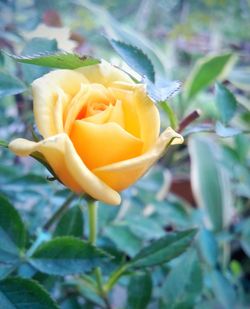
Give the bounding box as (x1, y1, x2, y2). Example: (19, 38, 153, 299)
(103, 265, 127, 293)
(88, 199, 98, 245)
(159, 100, 178, 130)
(87, 200, 112, 308)
(43, 192, 75, 231)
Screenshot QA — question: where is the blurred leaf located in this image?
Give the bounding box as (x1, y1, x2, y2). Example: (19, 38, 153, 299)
(127, 272, 152, 309)
(161, 250, 202, 308)
(54, 205, 84, 238)
(0, 140, 8, 148)
(197, 229, 218, 267)
(189, 137, 234, 231)
(0, 70, 26, 98)
(104, 223, 142, 257)
(210, 270, 237, 309)
(0, 277, 58, 308)
(29, 237, 111, 276)
(240, 218, 250, 257)
(184, 53, 236, 100)
(129, 229, 197, 268)
(11, 50, 100, 69)
(0, 195, 26, 262)
(215, 122, 241, 137)
(109, 39, 155, 82)
(215, 83, 237, 124)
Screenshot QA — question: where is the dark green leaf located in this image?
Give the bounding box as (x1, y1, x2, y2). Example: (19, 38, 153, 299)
(184, 53, 236, 100)
(110, 39, 155, 82)
(129, 229, 197, 268)
(0, 195, 26, 262)
(189, 137, 234, 231)
(215, 83, 237, 124)
(54, 205, 84, 238)
(161, 250, 202, 308)
(29, 237, 111, 276)
(0, 70, 26, 98)
(9, 50, 100, 70)
(0, 277, 59, 309)
(127, 272, 152, 309)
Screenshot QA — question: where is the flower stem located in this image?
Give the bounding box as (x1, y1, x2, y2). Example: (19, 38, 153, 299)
(87, 199, 112, 308)
(159, 100, 178, 129)
(103, 265, 128, 293)
(43, 192, 75, 231)
(88, 199, 98, 245)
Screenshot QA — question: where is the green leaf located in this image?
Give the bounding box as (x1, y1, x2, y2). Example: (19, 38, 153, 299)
(104, 223, 142, 257)
(0, 277, 59, 308)
(129, 229, 197, 268)
(210, 270, 237, 309)
(9, 51, 100, 70)
(29, 237, 111, 276)
(54, 205, 84, 238)
(161, 250, 202, 308)
(189, 137, 234, 231)
(0, 70, 26, 98)
(127, 272, 152, 309)
(0, 195, 26, 262)
(184, 53, 236, 100)
(215, 83, 237, 124)
(109, 39, 155, 82)
(0, 140, 8, 148)
(197, 229, 218, 267)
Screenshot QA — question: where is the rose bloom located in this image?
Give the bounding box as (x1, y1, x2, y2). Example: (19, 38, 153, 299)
(9, 61, 183, 205)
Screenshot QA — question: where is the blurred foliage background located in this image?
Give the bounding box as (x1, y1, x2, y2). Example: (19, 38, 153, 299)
(0, 0, 250, 308)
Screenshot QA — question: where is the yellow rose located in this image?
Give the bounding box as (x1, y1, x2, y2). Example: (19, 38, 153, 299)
(9, 61, 183, 205)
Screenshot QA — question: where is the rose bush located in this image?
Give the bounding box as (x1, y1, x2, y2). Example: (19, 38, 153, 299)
(9, 61, 183, 205)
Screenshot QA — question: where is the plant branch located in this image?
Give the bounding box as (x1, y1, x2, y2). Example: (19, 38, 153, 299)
(178, 109, 200, 133)
(43, 192, 76, 231)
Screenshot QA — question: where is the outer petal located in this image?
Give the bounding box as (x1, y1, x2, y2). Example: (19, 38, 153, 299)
(92, 127, 184, 191)
(76, 61, 133, 87)
(9, 134, 121, 205)
(70, 121, 143, 170)
(32, 70, 88, 138)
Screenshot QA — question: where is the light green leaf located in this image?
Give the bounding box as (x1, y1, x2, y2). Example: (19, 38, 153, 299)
(109, 39, 155, 82)
(129, 229, 197, 268)
(29, 237, 111, 276)
(127, 272, 152, 309)
(0, 278, 59, 309)
(0, 70, 26, 98)
(0, 140, 8, 148)
(0, 195, 26, 262)
(184, 53, 236, 100)
(54, 205, 84, 238)
(9, 50, 100, 69)
(198, 229, 218, 267)
(211, 270, 237, 309)
(215, 122, 241, 138)
(215, 83, 237, 124)
(189, 136, 234, 231)
(161, 250, 202, 308)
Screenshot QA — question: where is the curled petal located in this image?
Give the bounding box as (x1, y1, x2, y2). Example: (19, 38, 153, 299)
(93, 127, 184, 191)
(9, 134, 121, 205)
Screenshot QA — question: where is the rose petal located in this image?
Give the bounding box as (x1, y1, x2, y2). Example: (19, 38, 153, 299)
(76, 61, 133, 86)
(32, 70, 88, 138)
(9, 134, 121, 205)
(70, 121, 143, 170)
(92, 127, 184, 191)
